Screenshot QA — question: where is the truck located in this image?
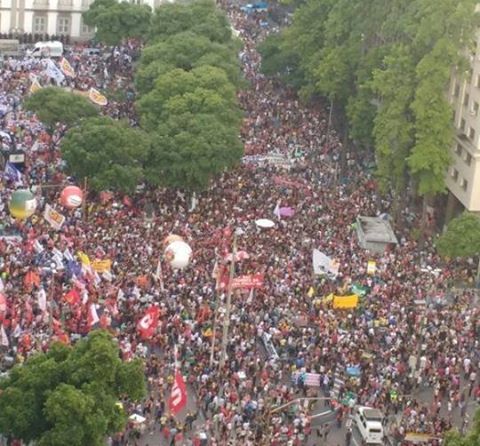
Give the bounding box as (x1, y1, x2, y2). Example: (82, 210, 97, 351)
(30, 40, 63, 58)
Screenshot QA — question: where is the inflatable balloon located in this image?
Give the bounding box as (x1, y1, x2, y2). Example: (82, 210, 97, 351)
(163, 234, 184, 248)
(60, 186, 83, 209)
(9, 189, 37, 219)
(164, 240, 192, 269)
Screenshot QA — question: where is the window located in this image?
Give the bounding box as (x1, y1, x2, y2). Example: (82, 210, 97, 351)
(460, 118, 466, 131)
(455, 144, 462, 156)
(464, 93, 470, 107)
(33, 16, 46, 33)
(472, 102, 480, 116)
(465, 152, 472, 166)
(461, 178, 468, 191)
(451, 168, 459, 181)
(469, 127, 476, 141)
(454, 82, 460, 97)
(477, 74, 480, 88)
(57, 16, 70, 34)
(81, 19, 93, 34)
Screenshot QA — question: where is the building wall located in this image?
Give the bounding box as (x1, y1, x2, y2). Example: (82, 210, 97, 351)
(448, 31, 480, 212)
(0, 0, 159, 40)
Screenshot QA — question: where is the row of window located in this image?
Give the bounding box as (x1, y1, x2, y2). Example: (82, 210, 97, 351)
(33, 15, 92, 34)
(454, 143, 473, 166)
(450, 168, 469, 191)
(459, 118, 476, 142)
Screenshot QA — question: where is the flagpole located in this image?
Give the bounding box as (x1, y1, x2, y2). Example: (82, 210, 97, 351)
(219, 230, 237, 370)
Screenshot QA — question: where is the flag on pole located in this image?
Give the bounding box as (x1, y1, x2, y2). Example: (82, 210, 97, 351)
(59, 57, 76, 78)
(87, 303, 100, 328)
(4, 162, 22, 184)
(0, 324, 9, 347)
(168, 370, 188, 415)
(37, 288, 47, 312)
(42, 58, 65, 85)
(273, 200, 281, 220)
(137, 305, 160, 339)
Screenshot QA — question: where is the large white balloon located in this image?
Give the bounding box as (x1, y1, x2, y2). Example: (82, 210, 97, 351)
(164, 240, 192, 269)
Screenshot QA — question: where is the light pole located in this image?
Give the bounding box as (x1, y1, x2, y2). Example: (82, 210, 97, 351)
(219, 228, 239, 370)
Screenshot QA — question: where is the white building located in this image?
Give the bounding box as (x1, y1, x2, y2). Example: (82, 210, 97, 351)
(447, 37, 480, 214)
(0, 0, 162, 41)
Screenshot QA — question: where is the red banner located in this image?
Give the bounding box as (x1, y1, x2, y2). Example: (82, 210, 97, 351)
(168, 371, 188, 415)
(231, 273, 264, 290)
(136, 306, 160, 339)
(273, 175, 308, 190)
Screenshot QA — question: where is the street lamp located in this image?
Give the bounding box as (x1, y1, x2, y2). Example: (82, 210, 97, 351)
(218, 227, 242, 370)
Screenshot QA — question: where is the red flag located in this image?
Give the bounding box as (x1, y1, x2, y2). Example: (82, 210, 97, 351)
(136, 306, 160, 339)
(64, 288, 80, 305)
(168, 371, 187, 415)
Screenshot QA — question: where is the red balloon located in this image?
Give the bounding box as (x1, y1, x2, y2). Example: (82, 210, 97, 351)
(60, 186, 83, 209)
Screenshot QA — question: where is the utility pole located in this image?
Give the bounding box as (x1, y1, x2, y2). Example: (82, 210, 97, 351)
(219, 231, 237, 370)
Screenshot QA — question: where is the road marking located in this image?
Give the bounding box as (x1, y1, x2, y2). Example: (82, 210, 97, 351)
(310, 409, 334, 419)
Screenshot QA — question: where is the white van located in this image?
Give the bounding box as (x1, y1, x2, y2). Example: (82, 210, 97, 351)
(352, 406, 384, 444)
(30, 41, 63, 58)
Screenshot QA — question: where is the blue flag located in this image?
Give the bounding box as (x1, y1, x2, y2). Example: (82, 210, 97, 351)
(4, 162, 22, 184)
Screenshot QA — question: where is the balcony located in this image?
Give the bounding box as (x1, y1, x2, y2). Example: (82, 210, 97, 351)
(57, 0, 73, 10)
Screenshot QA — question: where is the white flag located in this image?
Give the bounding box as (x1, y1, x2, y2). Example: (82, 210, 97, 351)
(88, 303, 99, 327)
(43, 58, 65, 85)
(0, 324, 8, 347)
(37, 288, 47, 312)
(273, 200, 281, 220)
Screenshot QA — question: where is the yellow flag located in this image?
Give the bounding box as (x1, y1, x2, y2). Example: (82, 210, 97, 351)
(307, 286, 315, 298)
(30, 78, 42, 94)
(323, 293, 334, 304)
(88, 87, 108, 106)
(77, 251, 90, 266)
(202, 327, 213, 338)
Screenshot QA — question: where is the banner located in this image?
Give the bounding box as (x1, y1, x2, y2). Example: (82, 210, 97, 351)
(88, 87, 108, 106)
(91, 259, 112, 273)
(59, 57, 75, 78)
(43, 204, 65, 230)
(42, 58, 65, 85)
(137, 306, 160, 339)
(291, 372, 321, 387)
(231, 273, 264, 290)
(273, 175, 308, 190)
(312, 249, 339, 278)
(168, 371, 187, 415)
(351, 284, 368, 297)
(332, 294, 359, 309)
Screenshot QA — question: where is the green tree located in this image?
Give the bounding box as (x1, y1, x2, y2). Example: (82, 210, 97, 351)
(24, 87, 98, 132)
(61, 117, 150, 192)
(149, 0, 231, 44)
(437, 212, 480, 258)
(147, 113, 243, 191)
(83, 0, 152, 45)
(444, 410, 480, 446)
(0, 331, 146, 445)
(135, 31, 241, 95)
(137, 65, 241, 132)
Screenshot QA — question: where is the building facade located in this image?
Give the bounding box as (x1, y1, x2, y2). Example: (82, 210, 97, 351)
(448, 40, 480, 213)
(0, 0, 162, 41)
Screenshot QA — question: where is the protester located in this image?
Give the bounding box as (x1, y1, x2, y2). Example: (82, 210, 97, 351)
(0, 3, 477, 446)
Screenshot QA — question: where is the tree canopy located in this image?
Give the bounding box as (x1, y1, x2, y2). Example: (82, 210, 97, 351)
(61, 117, 150, 193)
(260, 0, 480, 205)
(133, 0, 243, 192)
(436, 212, 480, 258)
(0, 330, 146, 445)
(24, 87, 98, 132)
(135, 31, 241, 95)
(444, 410, 480, 446)
(149, 0, 232, 44)
(83, 0, 152, 45)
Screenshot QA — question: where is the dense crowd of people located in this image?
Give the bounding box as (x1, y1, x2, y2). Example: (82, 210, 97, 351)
(0, 2, 478, 446)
